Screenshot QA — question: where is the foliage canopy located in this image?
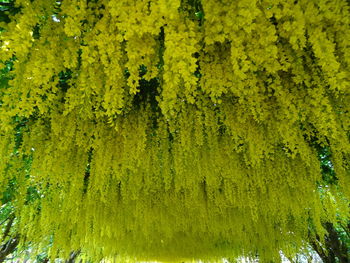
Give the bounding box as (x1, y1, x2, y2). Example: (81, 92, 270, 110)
(0, 0, 349, 262)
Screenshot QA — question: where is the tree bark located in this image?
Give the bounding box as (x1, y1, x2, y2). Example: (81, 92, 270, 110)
(311, 222, 350, 263)
(0, 235, 19, 262)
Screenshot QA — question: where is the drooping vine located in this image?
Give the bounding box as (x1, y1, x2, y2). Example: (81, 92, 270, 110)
(0, 0, 349, 262)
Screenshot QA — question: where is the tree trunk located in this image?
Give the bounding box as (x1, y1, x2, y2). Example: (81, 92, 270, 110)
(311, 222, 350, 263)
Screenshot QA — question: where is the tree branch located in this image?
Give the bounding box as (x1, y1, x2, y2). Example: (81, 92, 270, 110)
(2, 215, 14, 240)
(66, 250, 81, 263)
(0, 235, 19, 262)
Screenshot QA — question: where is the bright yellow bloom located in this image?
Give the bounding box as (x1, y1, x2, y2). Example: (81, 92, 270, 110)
(0, 0, 349, 262)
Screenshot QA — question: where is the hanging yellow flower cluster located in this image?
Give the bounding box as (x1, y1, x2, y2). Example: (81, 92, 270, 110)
(0, 0, 349, 262)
